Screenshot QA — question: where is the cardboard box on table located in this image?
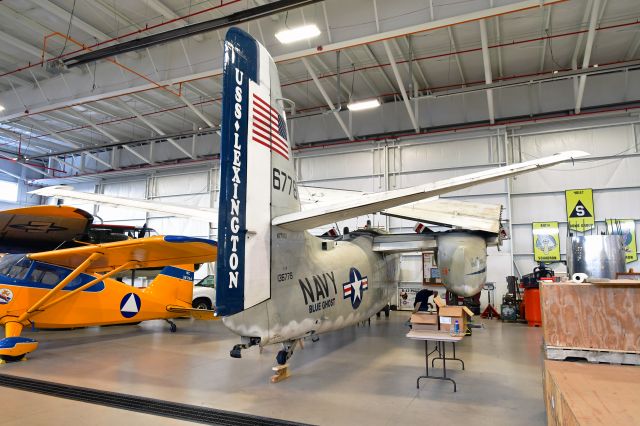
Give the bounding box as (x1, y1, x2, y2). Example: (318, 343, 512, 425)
(410, 312, 438, 331)
(438, 305, 474, 334)
(409, 294, 445, 331)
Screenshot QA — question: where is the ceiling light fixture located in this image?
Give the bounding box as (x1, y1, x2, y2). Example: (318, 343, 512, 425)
(347, 99, 381, 111)
(0, 105, 5, 112)
(275, 24, 321, 44)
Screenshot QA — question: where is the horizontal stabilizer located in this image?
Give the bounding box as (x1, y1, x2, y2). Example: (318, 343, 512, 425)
(29, 235, 217, 272)
(272, 151, 588, 231)
(382, 199, 502, 234)
(166, 306, 218, 320)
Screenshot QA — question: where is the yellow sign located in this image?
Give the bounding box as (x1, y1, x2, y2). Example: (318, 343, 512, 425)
(565, 189, 595, 232)
(606, 219, 637, 263)
(533, 222, 561, 262)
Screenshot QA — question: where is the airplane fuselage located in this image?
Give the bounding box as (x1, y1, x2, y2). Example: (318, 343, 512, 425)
(223, 231, 399, 345)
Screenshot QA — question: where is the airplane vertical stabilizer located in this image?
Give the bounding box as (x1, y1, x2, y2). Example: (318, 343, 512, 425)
(144, 264, 195, 305)
(216, 28, 300, 316)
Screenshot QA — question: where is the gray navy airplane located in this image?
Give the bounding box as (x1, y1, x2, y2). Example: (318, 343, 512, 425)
(213, 27, 587, 365)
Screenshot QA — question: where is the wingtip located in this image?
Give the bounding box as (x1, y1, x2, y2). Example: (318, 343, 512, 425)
(561, 150, 590, 158)
(27, 185, 72, 196)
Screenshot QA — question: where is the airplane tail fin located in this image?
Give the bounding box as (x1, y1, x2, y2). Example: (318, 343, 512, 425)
(144, 264, 195, 306)
(216, 28, 300, 316)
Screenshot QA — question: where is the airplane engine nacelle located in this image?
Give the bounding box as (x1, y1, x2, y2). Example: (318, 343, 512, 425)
(436, 233, 488, 297)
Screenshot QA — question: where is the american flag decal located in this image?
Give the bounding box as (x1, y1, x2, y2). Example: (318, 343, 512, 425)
(251, 94, 289, 160)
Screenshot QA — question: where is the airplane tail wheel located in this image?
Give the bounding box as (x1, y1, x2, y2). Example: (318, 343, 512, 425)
(384, 305, 390, 317)
(167, 319, 177, 333)
(276, 350, 288, 365)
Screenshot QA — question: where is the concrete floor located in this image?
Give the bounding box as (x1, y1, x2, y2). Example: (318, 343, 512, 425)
(0, 312, 546, 425)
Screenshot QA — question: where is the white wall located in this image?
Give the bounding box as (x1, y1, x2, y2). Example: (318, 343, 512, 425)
(43, 116, 640, 305)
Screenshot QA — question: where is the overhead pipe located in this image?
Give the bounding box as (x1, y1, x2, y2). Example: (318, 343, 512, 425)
(0, 0, 243, 81)
(63, 0, 325, 68)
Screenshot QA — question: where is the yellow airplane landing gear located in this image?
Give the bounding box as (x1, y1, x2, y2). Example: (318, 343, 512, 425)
(0, 338, 38, 362)
(0, 321, 37, 362)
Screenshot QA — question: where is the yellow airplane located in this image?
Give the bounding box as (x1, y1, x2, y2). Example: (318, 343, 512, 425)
(0, 235, 217, 362)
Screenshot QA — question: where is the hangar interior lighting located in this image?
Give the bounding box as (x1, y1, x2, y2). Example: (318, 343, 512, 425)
(275, 24, 321, 44)
(347, 99, 381, 111)
(0, 105, 5, 112)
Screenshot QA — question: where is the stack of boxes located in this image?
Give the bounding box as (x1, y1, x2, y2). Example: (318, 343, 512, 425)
(410, 296, 473, 335)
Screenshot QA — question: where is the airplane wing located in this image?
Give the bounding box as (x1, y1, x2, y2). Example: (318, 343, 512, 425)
(299, 187, 502, 233)
(0, 205, 93, 252)
(29, 186, 216, 222)
(382, 198, 502, 234)
(272, 151, 588, 231)
(28, 235, 217, 272)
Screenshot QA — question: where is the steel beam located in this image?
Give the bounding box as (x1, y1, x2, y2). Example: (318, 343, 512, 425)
(24, 119, 113, 168)
(301, 57, 353, 141)
(34, 0, 110, 41)
(118, 100, 195, 159)
(383, 40, 419, 133)
(575, 0, 601, 114)
(0, 167, 23, 181)
(479, 19, 495, 124)
(447, 27, 466, 85)
(539, 6, 552, 73)
(0, 31, 46, 59)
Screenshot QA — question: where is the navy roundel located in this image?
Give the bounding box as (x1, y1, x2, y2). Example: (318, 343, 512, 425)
(120, 293, 141, 318)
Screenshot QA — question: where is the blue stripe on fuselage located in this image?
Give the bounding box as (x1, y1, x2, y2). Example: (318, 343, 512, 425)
(215, 28, 258, 316)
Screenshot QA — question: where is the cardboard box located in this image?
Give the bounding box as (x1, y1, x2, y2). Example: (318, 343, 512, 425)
(410, 312, 438, 331)
(438, 305, 473, 334)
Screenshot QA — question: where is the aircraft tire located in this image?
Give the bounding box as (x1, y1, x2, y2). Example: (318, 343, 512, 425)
(169, 323, 177, 333)
(276, 350, 288, 365)
(384, 305, 390, 317)
(1, 354, 26, 362)
(192, 298, 212, 310)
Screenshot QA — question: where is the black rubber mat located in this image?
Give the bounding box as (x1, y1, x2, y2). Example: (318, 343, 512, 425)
(0, 373, 312, 426)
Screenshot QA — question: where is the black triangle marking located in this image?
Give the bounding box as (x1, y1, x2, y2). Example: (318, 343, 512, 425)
(569, 200, 593, 218)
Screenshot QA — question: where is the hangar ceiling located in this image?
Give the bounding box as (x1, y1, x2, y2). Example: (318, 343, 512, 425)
(0, 0, 639, 180)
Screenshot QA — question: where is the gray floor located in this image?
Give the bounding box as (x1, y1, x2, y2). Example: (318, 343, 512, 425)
(0, 313, 546, 425)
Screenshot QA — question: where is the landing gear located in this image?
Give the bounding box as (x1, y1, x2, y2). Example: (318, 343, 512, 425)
(276, 339, 300, 365)
(166, 319, 177, 333)
(376, 304, 391, 318)
(0, 354, 26, 363)
(276, 350, 288, 365)
(229, 337, 261, 359)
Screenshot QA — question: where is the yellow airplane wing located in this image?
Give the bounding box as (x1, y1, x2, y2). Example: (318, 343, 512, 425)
(0, 205, 92, 250)
(28, 235, 217, 272)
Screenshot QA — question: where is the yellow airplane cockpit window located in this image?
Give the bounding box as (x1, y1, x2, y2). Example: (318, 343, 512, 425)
(0, 255, 32, 280)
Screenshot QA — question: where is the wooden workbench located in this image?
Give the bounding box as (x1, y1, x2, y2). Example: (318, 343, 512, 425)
(544, 360, 640, 425)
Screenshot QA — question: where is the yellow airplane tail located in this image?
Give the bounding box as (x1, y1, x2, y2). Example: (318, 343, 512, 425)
(143, 264, 195, 306)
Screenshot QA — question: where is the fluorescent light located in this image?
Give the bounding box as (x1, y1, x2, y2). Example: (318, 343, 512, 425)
(275, 24, 321, 44)
(347, 99, 381, 111)
(0, 105, 5, 112)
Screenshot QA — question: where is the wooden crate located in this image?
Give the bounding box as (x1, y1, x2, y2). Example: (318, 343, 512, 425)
(540, 283, 640, 353)
(544, 360, 640, 425)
